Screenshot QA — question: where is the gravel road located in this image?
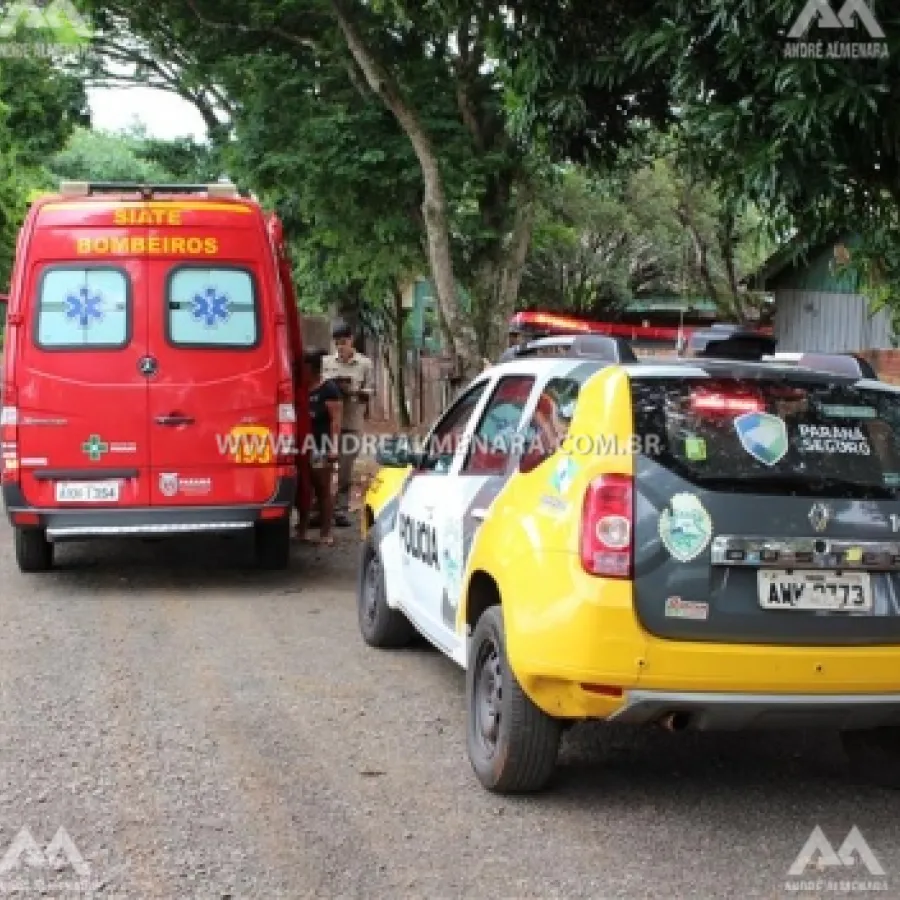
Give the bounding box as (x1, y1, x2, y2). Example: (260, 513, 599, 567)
(0, 517, 896, 899)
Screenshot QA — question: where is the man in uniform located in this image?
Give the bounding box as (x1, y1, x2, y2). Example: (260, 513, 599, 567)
(323, 323, 374, 527)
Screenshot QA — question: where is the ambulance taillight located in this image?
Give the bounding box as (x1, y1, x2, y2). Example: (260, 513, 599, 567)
(1, 384, 19, 484)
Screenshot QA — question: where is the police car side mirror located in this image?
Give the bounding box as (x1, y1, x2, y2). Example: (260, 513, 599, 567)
(376, 437, 422, 469)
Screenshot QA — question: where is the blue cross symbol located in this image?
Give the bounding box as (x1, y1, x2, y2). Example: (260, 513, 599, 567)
(64, 287, 103, 327)
(191, 287, 230, 328)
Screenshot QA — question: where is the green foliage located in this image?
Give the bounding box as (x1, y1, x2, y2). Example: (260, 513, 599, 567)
(0, 48, 90, 168)
(0, 51, 90, 287)
(506, 1, 900, 318)
(80, 0, 690, 362)
(523, 153, 774, 320)
(833, 219, 900, 344)
(50, 126, 174, 181)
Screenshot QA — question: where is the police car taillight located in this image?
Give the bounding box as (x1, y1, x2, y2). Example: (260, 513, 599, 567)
(276, 380, 296, 467)
(580, 474, 632, 578)
(1, 385, 18, 484)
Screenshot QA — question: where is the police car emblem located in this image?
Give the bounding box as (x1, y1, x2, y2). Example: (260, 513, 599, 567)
(809, 502, 830, 532)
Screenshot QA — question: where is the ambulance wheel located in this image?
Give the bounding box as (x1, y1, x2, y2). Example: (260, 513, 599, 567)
(14, 527, 53, 572)
(254, 516, 291, 570)
(467, 605, 561, 793)
(358, 532, 415, 648)
(841, 727, 900, 789)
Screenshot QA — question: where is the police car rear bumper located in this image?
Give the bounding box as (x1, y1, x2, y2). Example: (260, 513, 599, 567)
(605, 689, 900, 731)
(2, 476, 296, 540)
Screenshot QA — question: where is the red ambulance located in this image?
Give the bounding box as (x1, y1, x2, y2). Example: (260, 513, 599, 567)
(1, 181, 309, 571)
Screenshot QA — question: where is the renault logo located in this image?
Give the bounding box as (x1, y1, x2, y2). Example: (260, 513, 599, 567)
(809, 502, 831, 532)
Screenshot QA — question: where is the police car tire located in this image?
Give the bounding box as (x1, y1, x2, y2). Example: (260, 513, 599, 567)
(466, 605, 561, 793)
(14, 527, 53, 572)
(841, 728, 900, 789)
(358, 533, 415, 648)
(254, 517, 291, 570)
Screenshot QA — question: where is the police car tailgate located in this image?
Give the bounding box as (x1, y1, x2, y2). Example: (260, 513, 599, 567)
(629, 373, 900, 646)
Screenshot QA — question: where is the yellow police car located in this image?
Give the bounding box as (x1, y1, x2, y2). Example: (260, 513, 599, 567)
(359, 334, 900, 793)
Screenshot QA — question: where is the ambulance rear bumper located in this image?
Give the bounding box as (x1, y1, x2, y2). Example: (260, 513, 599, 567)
(2, 477, 296, 540)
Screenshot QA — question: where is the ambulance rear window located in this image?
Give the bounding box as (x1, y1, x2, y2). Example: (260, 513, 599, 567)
(35, 267, 130, 349)
(166, 266, 259, 348)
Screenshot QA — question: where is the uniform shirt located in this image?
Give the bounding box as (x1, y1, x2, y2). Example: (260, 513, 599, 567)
(322, 350, 374, 432)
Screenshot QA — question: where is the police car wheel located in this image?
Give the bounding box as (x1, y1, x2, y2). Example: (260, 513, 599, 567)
(358, 533, 415, 648)
(466, 605, 561, 793)
(254, 516, 291, 570)
(14, 527, 53, 573)
(841, 727, 900, 789)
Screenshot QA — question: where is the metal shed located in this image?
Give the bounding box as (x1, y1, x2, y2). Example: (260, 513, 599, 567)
(748, 234, 896, 352)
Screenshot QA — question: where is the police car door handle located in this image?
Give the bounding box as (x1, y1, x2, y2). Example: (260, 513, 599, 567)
(472, 508, 487, 521)
(156, 414, 194, 426)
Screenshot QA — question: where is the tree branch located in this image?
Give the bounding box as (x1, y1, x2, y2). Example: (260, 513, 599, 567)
(328, 0, 479, 377)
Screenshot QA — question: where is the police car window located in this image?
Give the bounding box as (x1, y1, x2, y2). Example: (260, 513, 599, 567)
(631, 376, 900, 499)
(520, 377, 583, 468)
(420, 381, 488, 473)
(36, 268, 129, 349)
(462, 375, 535, 474)
(167, 267, 258, 347)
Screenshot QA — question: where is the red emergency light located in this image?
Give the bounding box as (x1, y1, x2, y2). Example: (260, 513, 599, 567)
(510, 310, 772, 343)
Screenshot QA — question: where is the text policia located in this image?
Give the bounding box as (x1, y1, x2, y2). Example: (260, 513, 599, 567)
(215, 431, 663, 460)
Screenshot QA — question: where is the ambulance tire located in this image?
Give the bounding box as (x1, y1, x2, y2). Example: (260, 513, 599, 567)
(254, 516, 291, 570)
(358, 532, 415, 648)
(467, 605, 561, 793)
(841, 727, 900, 789)
(14, 527, 53, 572)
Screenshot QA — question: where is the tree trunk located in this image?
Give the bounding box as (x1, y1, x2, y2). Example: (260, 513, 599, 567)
(393, 284, 410, 428)
(495, 180, 536, 353)
(330, 0, 481, 381)
(718, 213, 746, 323)
(468, 178, 537, 360)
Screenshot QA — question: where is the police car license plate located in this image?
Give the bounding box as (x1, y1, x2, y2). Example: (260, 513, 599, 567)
(55, 481, 120, 503)
(757, 569, 872, 612)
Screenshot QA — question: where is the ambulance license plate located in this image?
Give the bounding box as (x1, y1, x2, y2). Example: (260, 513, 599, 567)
(55, 481, 120, 503)
(757, 569, 872, 612)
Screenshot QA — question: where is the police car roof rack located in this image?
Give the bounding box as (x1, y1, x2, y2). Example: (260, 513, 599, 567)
(58, 180, 251, 199)
(504, 333, 638, 364)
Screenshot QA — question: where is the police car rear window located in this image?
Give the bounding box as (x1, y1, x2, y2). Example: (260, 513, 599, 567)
(35, 267, 130, 349)
(632, 377, 900, 498)
(166, 266, 259, 347)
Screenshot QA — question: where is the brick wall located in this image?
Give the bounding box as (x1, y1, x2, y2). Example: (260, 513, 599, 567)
(857, 349, 900, 385)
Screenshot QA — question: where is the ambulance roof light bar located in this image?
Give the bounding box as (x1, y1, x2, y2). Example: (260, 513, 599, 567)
(59, 181, 89, 197)
(207, 180, 240, 199)
(57, 180, 249, 199)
